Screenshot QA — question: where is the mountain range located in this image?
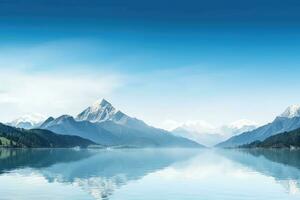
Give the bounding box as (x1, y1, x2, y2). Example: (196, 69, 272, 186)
(0, 123, 95, 148)
(217, 105, 300, 147)
(172, 119, 257, 146)
(7, 99, 300, 149)
(39, 99, 203, 148)
(7, 114, 46, 129)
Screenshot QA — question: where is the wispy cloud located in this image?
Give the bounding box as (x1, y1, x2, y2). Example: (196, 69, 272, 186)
(0, 38, 127, 122)
(0, 69, 124, 121)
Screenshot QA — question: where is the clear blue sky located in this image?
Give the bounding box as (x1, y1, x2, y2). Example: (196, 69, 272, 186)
(1, 0, 300, 128)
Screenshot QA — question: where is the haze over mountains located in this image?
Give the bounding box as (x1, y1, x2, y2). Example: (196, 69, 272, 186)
(7, 114, 46, 129)
(39, 99, 202, 148)
(6, 100, 300, 149)
(218, 105, 300, 147)
(172, 119, 257, 146)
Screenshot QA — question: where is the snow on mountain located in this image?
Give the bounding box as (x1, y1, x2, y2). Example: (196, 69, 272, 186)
(279, 104, 300, 118)
(76, 99, 136, 127)
(178, 120, 217, 134)
(217, 105, 300, 148)
(220, 119, 258, 136)
(76, 99, 117, 123)
(41, 98, 203, 147)
(227, 119, 258, 130)
(171, 119, 257, 146)
(7, 113, 46, 129)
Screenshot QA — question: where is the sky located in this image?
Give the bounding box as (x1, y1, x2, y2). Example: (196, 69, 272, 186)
(1, 0, 300, 130)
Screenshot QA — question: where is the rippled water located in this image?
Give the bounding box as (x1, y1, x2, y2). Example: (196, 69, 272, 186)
(0, 148, 300, 200)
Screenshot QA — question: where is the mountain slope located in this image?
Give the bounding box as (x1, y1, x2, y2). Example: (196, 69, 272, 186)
(0, 123, 95, 148)
(242, 127, 300, 148)
(100, 121, 203, 147)
(217, 105, 300, 148)
(41, 99, 203, 148)
(40, 115, 119, 145)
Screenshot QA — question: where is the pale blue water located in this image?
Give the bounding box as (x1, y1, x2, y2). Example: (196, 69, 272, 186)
(0, 148, 300, 200)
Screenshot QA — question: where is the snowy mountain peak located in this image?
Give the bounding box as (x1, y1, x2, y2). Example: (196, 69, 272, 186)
(279, 104, 300, 118)
(178, 120, 216, 134)
(228, 119, 258, 129)
(170, 119, 258, 146)
(76, 99, 117, 123)
(7, 113, 46, 129)
(91, 99, 112, 111)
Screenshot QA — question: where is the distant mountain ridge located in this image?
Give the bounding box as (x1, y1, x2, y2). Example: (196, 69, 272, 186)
(221, 119, 258, 136)
(0, 123, 95, 148)
(172, 127, 225, 147)
(40, 99, 203, 148)
(7, 114, 46, 129)
(172, 119, 257, 146)
(217, 105, 300, 148)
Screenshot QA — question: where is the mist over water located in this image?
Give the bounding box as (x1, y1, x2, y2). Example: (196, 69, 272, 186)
(0, 148, 300, 200)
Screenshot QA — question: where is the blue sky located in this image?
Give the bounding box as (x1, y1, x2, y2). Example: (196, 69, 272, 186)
(1, 0, 300, 129)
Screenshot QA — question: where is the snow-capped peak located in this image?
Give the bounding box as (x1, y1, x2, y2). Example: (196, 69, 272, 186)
(76, 99, 117, 123)
(220, 119, 257, 136)
(11, 114, 45, 125)
(228, 119, 258, 130)
(279, 104, 300, 118)
(90, 99, 112, 112)
(8, 113, 46, 129)
(179, 120, 217, 134)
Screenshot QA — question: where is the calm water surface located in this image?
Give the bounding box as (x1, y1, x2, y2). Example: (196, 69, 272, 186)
(0, 148, 300, 200)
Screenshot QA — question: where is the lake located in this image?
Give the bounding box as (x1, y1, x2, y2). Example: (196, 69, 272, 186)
(0, 148, 300, 200)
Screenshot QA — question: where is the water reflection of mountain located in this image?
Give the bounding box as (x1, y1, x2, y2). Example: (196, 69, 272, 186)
(0, 148, 93, 173)
(42, 149, 198, 199)
(0, 148, 198, 200)
(220, 149, 300, 194)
